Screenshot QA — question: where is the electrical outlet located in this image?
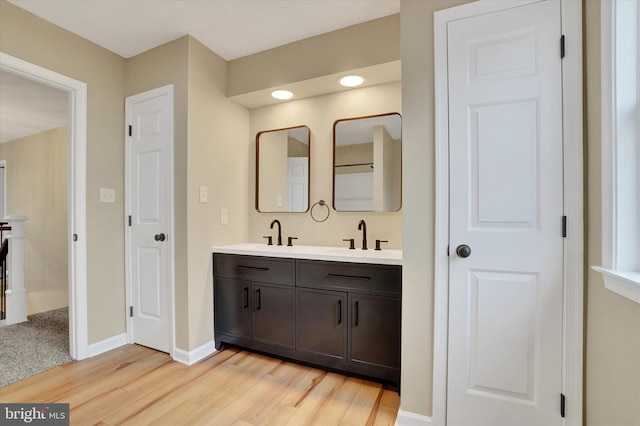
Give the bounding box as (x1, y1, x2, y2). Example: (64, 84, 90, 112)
(220, 208, 228, 225)
(100, 188, 115, 203)
(199, 186, 208, 203)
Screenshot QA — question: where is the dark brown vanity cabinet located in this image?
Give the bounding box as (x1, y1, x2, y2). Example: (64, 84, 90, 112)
(296, 260, 402, 381)
(214, 277, 251, 340)
(349, 293, 401, 369)
(296, 288, 347, 360)
(213, 253, 401, 386)
(213, 254, 295, 350)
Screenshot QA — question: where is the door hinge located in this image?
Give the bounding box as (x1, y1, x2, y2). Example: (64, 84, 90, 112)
(560, 393, 566, 417)
(73, 233, 78, 242)
(562, 216, 568, 238)
(560, 35, 566, 59)
(128, 125, 132, 137)
(128, 215, 132, 227)
(447, 245, 450, 256)
(129, 306, 133, 317)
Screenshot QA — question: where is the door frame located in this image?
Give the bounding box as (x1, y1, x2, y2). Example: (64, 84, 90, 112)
(0, 160, 6, 219)
(0, 52, 88, 360)
(124, 85, 176, 357)
(433, 1, 583, 425)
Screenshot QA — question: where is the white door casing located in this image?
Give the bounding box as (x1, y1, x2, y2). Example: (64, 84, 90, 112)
(125, 85, 174, 354)
(434, 1, 584, 426)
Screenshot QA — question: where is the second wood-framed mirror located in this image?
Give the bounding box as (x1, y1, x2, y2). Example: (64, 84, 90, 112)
(333, 113, 402, 212)
(256, 125, 310, 212)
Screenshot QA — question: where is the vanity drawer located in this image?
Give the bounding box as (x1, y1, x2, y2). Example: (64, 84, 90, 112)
(214, 254, 295, 285)
(296, 260, 401, 295)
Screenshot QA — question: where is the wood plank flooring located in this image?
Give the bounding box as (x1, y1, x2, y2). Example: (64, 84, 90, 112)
(0, 344, 400, 425)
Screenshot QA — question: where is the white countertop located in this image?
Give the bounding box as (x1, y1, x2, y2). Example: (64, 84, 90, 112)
(212, 243, 402, 266)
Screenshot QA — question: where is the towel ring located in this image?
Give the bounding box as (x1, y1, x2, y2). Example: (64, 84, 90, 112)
(310, 200, 330, 223)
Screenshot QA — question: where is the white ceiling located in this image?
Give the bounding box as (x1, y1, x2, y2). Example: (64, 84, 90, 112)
(1, 0, 400, 144)
(7, 0, 400, 61)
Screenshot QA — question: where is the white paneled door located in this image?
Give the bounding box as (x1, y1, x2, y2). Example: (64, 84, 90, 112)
(126, 86, 174, 353)
(446, 1, 564, 425)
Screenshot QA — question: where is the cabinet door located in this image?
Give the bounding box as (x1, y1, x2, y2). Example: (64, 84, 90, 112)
(253, 283, 295, 349)
(349, 293, 401, 369)
(214, 277, 251, 339)
(296, 288, 347, 360)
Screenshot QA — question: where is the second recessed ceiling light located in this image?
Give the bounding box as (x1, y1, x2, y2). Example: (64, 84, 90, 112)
(339, 75, 365, 87)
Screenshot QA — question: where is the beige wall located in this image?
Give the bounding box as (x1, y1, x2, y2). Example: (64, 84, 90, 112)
(249, 82, 402, 248)
(0, 0, 127, 343)
(186, 37, 250, 350)
(0, 127, 68, 314)
(400, 0, 472, 415)
(228, 14, 400, 97)
(584, 1, 640, 425)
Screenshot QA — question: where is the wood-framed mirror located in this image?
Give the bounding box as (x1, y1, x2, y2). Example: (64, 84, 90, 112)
(256, 125, 310, 212)
(333, 113, 402, 212)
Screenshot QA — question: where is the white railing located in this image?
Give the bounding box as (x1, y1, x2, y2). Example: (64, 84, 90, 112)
(3, 215, 28, 325)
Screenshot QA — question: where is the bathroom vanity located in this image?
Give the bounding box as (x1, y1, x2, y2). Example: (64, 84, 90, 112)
(212, 244, 402, 387)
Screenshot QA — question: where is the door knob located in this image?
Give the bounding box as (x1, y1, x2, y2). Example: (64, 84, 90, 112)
(154, 233, 166, 242)
(456, 244, 471, 258)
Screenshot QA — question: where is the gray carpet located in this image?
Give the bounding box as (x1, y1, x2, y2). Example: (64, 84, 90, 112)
(0, 307, 72, 387)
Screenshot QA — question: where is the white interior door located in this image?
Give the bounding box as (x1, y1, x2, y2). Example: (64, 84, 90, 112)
(446, 1, 564, 425)
(126, 85, 173, 353)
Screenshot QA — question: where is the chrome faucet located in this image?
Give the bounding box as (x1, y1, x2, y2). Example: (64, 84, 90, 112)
(270, 219, 282, 246)
(358, 220, 368, 250)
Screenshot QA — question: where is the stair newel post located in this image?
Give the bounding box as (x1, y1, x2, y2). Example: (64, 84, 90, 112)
(5, 215, 28, 325)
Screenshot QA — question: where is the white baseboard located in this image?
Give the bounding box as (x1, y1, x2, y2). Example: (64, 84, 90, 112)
(395, 410, 433, 426)
(173, 340, 217, 366)
(86, 333, 127, 358)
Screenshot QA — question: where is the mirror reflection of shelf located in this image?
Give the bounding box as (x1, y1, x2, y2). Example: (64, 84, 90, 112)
(335, 162, 374, 168)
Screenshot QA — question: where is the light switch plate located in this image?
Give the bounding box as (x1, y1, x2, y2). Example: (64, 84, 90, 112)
(100, 188, 115, 203)
(220, 208, 228, 225)
(199, 186, 208, 203)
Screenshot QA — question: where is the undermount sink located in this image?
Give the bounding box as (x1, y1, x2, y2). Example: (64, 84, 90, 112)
(211, 243, 402, 265)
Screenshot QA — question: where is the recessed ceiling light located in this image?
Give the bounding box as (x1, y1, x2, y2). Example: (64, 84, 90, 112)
(339, 75, 365, 87)
(271, 90, 293, 100)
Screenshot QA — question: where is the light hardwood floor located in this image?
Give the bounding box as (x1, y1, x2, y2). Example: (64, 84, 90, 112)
(0, 344, 400, 425)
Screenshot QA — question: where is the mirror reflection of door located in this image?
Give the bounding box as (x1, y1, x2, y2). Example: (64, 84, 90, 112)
(333, 113, 402, 212)
(256, 126, 310, 212)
